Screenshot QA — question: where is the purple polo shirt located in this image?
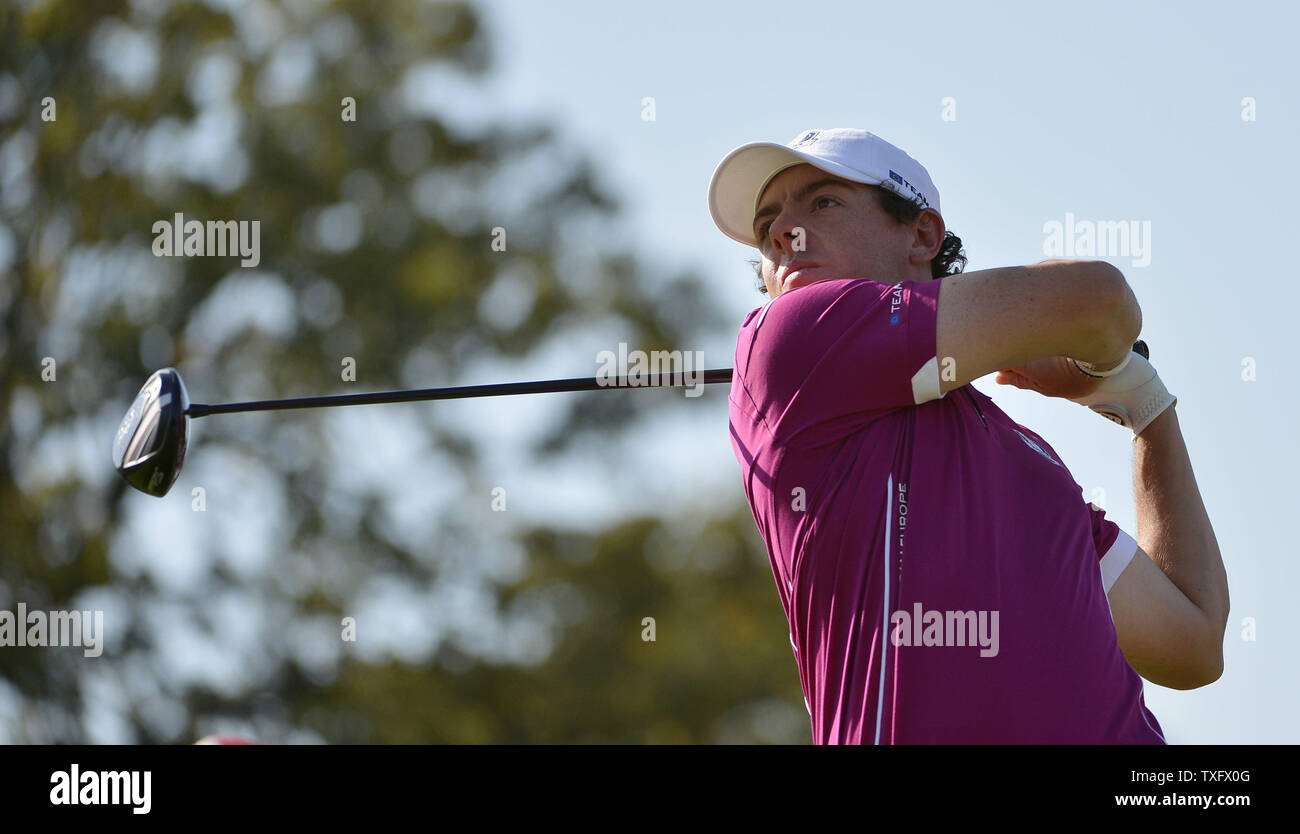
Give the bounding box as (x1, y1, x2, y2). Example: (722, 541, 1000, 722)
(728, 277, 1165, 744)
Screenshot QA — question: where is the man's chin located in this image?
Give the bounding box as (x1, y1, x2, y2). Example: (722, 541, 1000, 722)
(781, 270, 825, 294)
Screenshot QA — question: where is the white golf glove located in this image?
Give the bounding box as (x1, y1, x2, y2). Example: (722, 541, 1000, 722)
(1068, 341, 1176, 437)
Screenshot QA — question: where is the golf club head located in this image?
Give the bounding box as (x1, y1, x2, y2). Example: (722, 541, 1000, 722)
(113, 368, 189, 497)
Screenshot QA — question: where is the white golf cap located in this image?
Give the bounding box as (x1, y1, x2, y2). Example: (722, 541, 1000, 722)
(707, 128, 942, 247)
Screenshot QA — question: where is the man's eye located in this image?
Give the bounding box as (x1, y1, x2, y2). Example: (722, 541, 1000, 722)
(813, 196, 837, 209)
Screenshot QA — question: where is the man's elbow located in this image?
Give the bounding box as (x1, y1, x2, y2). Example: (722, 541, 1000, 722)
(1202, 651, 1225, 686)
(1186, 649, 1224, 689)
(1190, 604, 1231, 688)
(1094, 262, 1143, 349)
(1152, 645, 1224, 690)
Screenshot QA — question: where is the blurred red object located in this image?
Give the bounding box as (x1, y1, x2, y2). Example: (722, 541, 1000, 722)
(195, 735, 260, 745)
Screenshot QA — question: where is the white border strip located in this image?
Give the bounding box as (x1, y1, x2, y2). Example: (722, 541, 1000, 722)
(753, 298, 778, 332)
(875, 475, 894, 745)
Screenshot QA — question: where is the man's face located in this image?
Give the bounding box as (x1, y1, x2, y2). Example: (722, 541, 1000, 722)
(752, 163, 941, 297)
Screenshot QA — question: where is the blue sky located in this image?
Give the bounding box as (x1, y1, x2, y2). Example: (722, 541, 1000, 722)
(463, 0, 1299, 743)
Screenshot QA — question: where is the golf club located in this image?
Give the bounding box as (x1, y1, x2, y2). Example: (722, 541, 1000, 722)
(113, 341, 1150, 499)
(112, 366, 735, 498)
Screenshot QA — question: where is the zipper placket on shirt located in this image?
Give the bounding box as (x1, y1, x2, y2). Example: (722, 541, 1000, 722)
(962, 386, 988, 428)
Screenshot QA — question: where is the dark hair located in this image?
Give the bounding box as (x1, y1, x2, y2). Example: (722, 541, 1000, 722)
(747, 184, 967, 294)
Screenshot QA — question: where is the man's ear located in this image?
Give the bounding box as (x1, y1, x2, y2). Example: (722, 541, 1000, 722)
(912, 209, 946, 264)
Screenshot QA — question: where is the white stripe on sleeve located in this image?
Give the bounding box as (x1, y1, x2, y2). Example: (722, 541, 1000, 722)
(1100, 527, 1140, 593)
(911, 355, 942, 404)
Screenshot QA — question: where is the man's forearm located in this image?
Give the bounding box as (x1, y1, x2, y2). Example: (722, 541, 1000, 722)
(1134, 405, 1230, 661)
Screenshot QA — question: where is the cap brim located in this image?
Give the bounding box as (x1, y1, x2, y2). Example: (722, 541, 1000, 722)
(707, 141, 887, 247)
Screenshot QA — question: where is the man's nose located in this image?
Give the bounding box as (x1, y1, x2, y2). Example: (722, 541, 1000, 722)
(765, 212, 803, 253)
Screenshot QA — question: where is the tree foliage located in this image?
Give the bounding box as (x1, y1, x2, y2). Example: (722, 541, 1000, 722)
(0, 0, 806, 743)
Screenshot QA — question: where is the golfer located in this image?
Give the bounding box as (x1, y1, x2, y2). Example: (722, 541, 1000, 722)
(707, 128, 1229, 743)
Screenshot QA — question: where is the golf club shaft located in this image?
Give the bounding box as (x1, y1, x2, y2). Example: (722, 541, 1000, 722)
(186, 368, 735, 418)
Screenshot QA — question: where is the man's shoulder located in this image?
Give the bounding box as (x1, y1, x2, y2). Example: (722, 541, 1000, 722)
(738, 279, 885, 334)
(739, 300, 770, 330)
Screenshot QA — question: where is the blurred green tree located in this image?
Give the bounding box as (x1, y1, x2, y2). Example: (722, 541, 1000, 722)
(0, 0, 806, 743)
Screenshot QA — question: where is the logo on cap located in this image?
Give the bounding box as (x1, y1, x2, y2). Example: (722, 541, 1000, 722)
(888, 169, 930, 209)
(791, 131, 820, 148)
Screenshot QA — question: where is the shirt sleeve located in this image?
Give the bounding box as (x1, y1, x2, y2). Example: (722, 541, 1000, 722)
(736, 277, 945, 447)
(1088, 501, 1140, 593)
